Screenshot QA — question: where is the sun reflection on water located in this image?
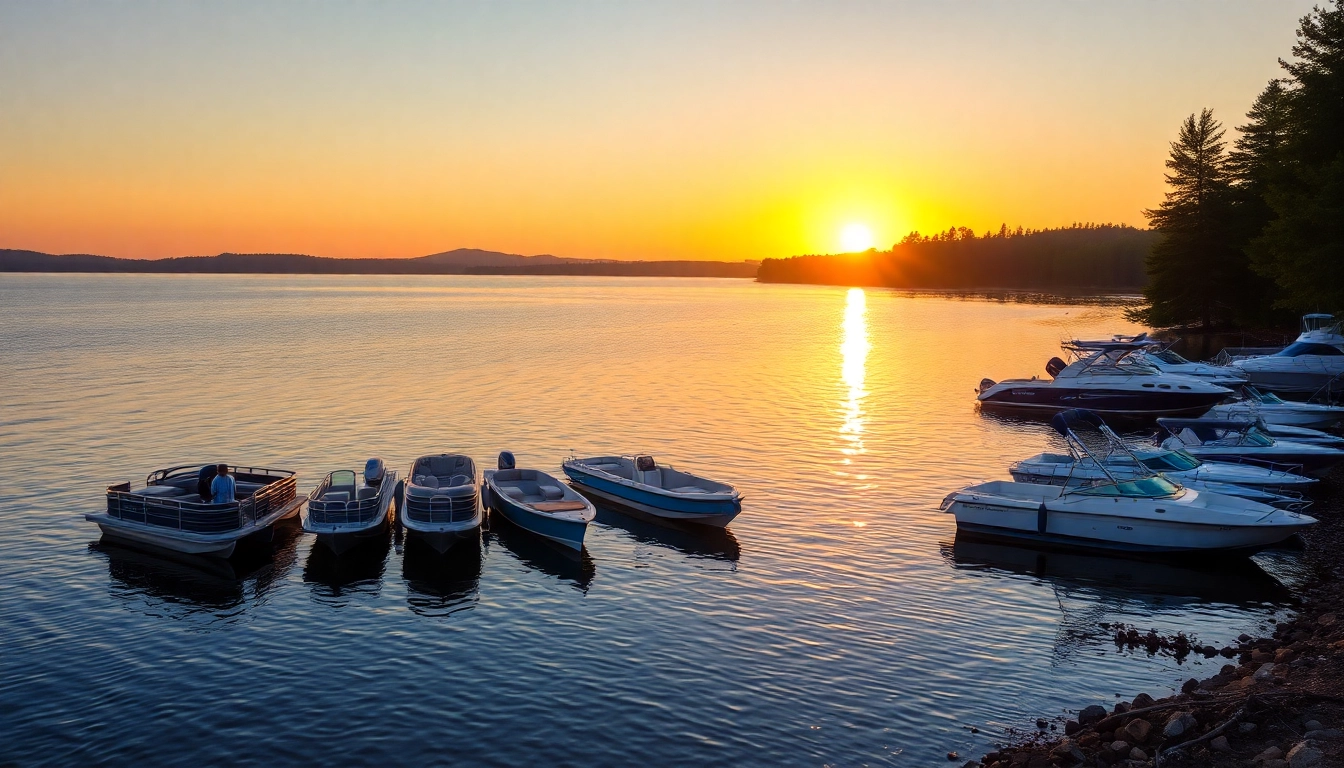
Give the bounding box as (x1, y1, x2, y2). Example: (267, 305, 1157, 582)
(839, 288, 870, 458)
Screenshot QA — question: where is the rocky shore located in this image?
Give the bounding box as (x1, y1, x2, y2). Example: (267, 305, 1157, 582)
(963, 493, 1344, 768)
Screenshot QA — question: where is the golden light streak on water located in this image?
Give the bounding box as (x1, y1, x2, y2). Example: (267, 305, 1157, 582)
(839, 287, 870, 458)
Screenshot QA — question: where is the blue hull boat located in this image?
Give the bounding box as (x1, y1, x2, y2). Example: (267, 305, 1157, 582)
(562, 454, 742, 527)
(484, 452, 595, 550)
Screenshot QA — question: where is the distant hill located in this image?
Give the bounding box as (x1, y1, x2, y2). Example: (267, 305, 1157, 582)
(0, 248, 759, 278)
(757, 225, 1157, 292)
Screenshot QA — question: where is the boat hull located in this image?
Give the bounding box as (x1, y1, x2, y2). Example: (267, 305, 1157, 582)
(1180, 447, 1343, 478)
(977, 387, 1225, 418)
(1237, 368, 1344, 397)
(486, 490, 588, 551)
(563, 467, 741, 527)
(948, 498, 1310, 554)
(85, 496, 305, 558)
(313, 512, 390, 555)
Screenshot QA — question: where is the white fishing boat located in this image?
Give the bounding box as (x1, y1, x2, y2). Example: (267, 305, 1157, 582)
(1157, 418, 1344, 478)
(562, 454, 743, 527)
(483, 451, 595, 550)
(303, 458, 399, 554)
(401, 453, 483, 553)
(87, 463, 305, 558)
(1205, 384, 1344, 430)
(942, 410, 1315, 554)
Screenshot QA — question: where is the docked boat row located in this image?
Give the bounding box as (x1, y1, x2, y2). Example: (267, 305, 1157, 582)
(944, 409, 1321, 555)
(87, 452, 744, 559)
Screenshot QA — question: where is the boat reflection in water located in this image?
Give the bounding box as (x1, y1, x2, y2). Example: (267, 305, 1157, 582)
(487, 509, 595, 593)
(303, 524, 393, 601)
(592, 502, 740, 563)
(91, 522, 303, 624)
(401, 526, 483, 618)
(943, 535, 1293, 665)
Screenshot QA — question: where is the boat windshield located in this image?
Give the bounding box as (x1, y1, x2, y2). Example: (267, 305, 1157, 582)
(1140, 450, 1201, 472)
(1150, 350, 1191, 365)
(1245, 428, 1274, 446)
(1278, 342, 1344, 357)
(1074, 476, 1183, 498)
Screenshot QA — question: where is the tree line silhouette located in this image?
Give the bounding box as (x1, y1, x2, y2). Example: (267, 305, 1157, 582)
(757, 223, 1154, 291)
(1129, 1, 1344, 329)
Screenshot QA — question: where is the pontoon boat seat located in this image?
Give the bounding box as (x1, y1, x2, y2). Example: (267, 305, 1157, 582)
(356, 487, 377, 500)
(323, 491, 351, 502)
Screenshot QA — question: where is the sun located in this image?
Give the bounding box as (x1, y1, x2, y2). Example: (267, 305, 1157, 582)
(840, 223, 874, 252)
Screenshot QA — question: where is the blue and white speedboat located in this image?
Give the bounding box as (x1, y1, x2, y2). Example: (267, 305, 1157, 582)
(483, 452, 595, 551)
(562, 454, 743, 527)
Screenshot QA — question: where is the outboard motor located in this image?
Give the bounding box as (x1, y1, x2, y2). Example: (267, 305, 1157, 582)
(977, 378, 997, 394)
(498, 451, 516, 471)
(1045, 357, 1067, 378)
(635, 455, 656, 472)
(364, 457, 386, 487)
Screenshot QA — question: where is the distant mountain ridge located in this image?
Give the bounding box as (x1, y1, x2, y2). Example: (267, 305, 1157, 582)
(0, 248, 759, 278)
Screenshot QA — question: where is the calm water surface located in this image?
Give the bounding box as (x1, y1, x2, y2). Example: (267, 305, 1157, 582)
(0, 275, 1312, 766)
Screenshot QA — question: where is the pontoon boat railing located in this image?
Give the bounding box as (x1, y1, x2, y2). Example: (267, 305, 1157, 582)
(403, 489, 478, 524)
(106, 466, 297, 534)
(308, 491, 389, 525)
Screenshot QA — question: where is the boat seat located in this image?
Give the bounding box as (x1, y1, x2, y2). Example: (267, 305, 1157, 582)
(640, 469, 662, 487)
(538, 485, 565, 500)
(139, 485, 188, 497)
(415, 474, 440, 488)
(498, 485, 527, 500)
(356, 487, 378, 500)
(323, 491, 351, 502)
(670, 485, 708, 494)
(492, 469, 523, 482)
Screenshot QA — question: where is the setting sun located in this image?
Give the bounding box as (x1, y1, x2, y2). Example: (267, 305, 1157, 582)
(840, 224, 875, 253)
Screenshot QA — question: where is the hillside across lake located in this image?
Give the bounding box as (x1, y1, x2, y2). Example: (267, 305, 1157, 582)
(758, 224, 1155, 292)
(0, 248, 760, 278)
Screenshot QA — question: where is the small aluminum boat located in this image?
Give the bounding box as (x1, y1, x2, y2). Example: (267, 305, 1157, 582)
(484, 452, 595, 550)
(303, 458, 399, 554)
(87, 463, 304, 558)
(562, 454, 742, 527)
(942, 410, 1316, 555)
(401, 453, 482, 553)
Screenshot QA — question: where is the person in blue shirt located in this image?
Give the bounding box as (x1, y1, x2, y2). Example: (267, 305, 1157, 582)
(210, 464, 236, 504)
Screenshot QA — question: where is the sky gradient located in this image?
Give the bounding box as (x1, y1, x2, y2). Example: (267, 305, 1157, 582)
(0, 1, 1318, 261)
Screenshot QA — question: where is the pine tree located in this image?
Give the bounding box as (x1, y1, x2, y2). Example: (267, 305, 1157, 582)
(1129, 109, 1238, 328)
(1248, 1, 1344, 312)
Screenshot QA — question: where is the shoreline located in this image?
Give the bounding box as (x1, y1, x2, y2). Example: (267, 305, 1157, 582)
(964, 492, 1344, 768)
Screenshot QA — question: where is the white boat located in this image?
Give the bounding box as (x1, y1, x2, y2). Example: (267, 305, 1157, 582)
(976, 339, 1230, 418)
(483, 452, 595, 550)
(1157, 418, 1344, 478)
(1255, 421, 1344, 448)
(1076, 335, 1249, 388)
(942, 410, 1315, 554)
(401, 453, 483, 553)
(303, 458, 399, 554)
(1230, 314, 1344, 397)
(1205, 384, 1344, 430)
(87, 463, 305, 558)
(562, 454, 743, 527)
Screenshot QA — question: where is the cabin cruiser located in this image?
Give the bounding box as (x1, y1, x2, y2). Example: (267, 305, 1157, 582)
(1129, 343, 1248, 388)
(401, 453, 483, 553)
(1205, 384, 1344, 430)
(303, 458, 399, 554)
(1158, 418, 1344, 478)
(484, 451, 596, 550)
(976, 339, 1231, 418)
(562, 454, 743, 527)
(88, 463, 304, 558)
(1230, 314, 1344, 397)
(941, 410, 1315, 554)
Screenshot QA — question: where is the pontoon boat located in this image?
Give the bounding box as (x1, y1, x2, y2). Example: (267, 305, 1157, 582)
(401, 453, 483, 553)
(303, 458, 399, 554)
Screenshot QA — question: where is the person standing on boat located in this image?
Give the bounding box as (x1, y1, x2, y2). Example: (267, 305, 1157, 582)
(210, 464, 236, 504)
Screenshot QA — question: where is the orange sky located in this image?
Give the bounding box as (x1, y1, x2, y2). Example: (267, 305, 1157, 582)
(0, 1, 1317, 261)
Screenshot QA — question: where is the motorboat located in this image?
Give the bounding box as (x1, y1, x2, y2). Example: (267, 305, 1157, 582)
(1230, 314, 1344, 397)
(941, 410, 1315, 555)
(1010, 447, 1313, 509)
(303, 458, 399, 554)
(1130, 343, 1248, 388)
(1157, 418, 1344, 478)
(401, 453, 483, 553)
(975, 339, 1231, 418)
(1205, 384, 1344, 430)
(484, 451, 596, 551)
(562, 454, 743, 527)
(88, 463, 304, 558)
(1254, 421, 1344, 449)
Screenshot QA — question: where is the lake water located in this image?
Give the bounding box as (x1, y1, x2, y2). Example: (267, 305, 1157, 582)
(0, 275, 1315, 766)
